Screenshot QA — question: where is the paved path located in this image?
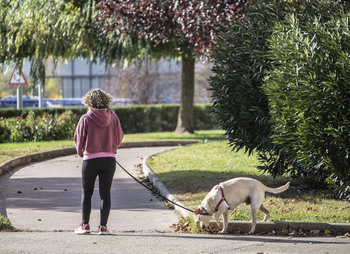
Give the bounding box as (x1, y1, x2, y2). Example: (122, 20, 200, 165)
(0, 146, 178, 233)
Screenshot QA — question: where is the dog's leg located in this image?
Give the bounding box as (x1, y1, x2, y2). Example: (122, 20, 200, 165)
(249, 204, 259, 234)
(214, 209, 223, 229)
(260, 205, 270, 222)
(215, 206, 230, 234)
(219, 210, 229, 234)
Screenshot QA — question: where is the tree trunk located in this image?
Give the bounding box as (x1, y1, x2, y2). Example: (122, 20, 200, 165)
(175, 53, 195, 134)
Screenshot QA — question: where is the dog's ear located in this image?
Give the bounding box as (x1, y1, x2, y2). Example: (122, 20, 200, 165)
(194, 208, 201, 215)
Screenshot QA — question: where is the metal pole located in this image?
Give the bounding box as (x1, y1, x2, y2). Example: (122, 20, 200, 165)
(16, 85, 23, 109)
(38, 82, 43, 108)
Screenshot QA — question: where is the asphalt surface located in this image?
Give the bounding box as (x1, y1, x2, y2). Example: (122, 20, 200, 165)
(0, 146, 178, 233)
(1, 231, 350, 254)
(0, 145, 350, 253)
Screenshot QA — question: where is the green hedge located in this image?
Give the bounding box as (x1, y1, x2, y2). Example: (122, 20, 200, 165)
(0, 104, 217, 143)
(114, 104, 180, 133)
(0, 110, 80, 142)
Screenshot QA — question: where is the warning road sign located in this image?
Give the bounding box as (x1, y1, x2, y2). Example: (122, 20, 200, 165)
(9, 64, 28, 85)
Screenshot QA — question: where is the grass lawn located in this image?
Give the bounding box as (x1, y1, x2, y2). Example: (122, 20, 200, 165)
(148, 141, 350, 224)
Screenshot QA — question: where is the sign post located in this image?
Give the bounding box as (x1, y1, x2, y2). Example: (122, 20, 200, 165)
(9, 64, 28, 109)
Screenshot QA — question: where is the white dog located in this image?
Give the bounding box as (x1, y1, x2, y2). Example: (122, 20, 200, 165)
(195, 177, 290, 234)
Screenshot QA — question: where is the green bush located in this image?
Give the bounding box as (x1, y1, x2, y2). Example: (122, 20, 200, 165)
(0, 107, 87, 119)
(209, 0, 350, 198)
(264, 8, 350, 198)
(0, 110, 79, 142)
(209, 0, 289, 160)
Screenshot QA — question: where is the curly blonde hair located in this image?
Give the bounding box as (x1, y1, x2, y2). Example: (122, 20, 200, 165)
(82, 89, 113, 110)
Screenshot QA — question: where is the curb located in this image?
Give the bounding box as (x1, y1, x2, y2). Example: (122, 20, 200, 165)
(218, 220, 350, 235)
(142, 155, 193, 219)
(0, 148, 76, 176)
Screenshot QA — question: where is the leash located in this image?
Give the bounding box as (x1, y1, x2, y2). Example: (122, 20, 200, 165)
(115, 160, 198, 215)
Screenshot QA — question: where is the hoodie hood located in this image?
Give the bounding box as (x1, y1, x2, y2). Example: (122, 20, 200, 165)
(87, 108, 113, 128)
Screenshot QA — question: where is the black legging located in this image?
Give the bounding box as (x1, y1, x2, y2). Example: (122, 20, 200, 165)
(81, 157, 116, 226)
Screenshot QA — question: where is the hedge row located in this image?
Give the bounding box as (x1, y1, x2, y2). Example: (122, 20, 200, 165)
(0, 110, 79, 142)
(0, 104, 217, 143)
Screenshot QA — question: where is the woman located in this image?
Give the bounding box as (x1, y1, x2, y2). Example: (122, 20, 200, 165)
(74, 89, 123, 235)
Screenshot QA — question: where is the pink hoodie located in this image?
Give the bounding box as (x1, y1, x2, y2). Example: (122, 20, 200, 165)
(74, 108, 124, 159)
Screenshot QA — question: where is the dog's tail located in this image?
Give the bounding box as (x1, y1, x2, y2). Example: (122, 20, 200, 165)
(264, 182, 290, 194)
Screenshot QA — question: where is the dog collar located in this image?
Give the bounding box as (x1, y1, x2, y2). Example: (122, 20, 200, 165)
(214, 186, 230, 212)
(199, 186, 230, 216)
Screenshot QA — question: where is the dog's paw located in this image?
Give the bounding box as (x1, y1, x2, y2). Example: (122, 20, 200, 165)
(218, 230, 228, 234)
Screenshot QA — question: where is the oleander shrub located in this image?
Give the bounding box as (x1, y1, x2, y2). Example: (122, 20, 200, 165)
(210, 0, 350, 198)
(209, 0, 289, 165)
(0, 110, 79, 142)
(0, 124, 10, 142)
(264, 8, 350, 198)
(56, 110, 80, 140)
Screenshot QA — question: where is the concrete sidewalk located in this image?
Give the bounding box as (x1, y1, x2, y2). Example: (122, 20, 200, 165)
(0, 146, 179, 233)
(1, 231, 350, 254)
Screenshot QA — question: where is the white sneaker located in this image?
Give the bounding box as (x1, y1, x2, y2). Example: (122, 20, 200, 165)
(74, 224, 90, 234)
(98, 225, 110, 235)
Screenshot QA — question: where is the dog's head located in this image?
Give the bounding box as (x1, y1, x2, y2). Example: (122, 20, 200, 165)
(194, 185, 222, 229)
(194, 206, 211, 229)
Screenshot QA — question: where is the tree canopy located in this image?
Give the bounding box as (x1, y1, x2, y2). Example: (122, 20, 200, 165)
(1, 0, 250, 133)
(95, 0, 249, 58)
(1, 1, 93, 65)
(94, 0, 250, 133)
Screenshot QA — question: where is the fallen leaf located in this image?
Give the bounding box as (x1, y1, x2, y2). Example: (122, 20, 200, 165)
(282, 226, 289, 233)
